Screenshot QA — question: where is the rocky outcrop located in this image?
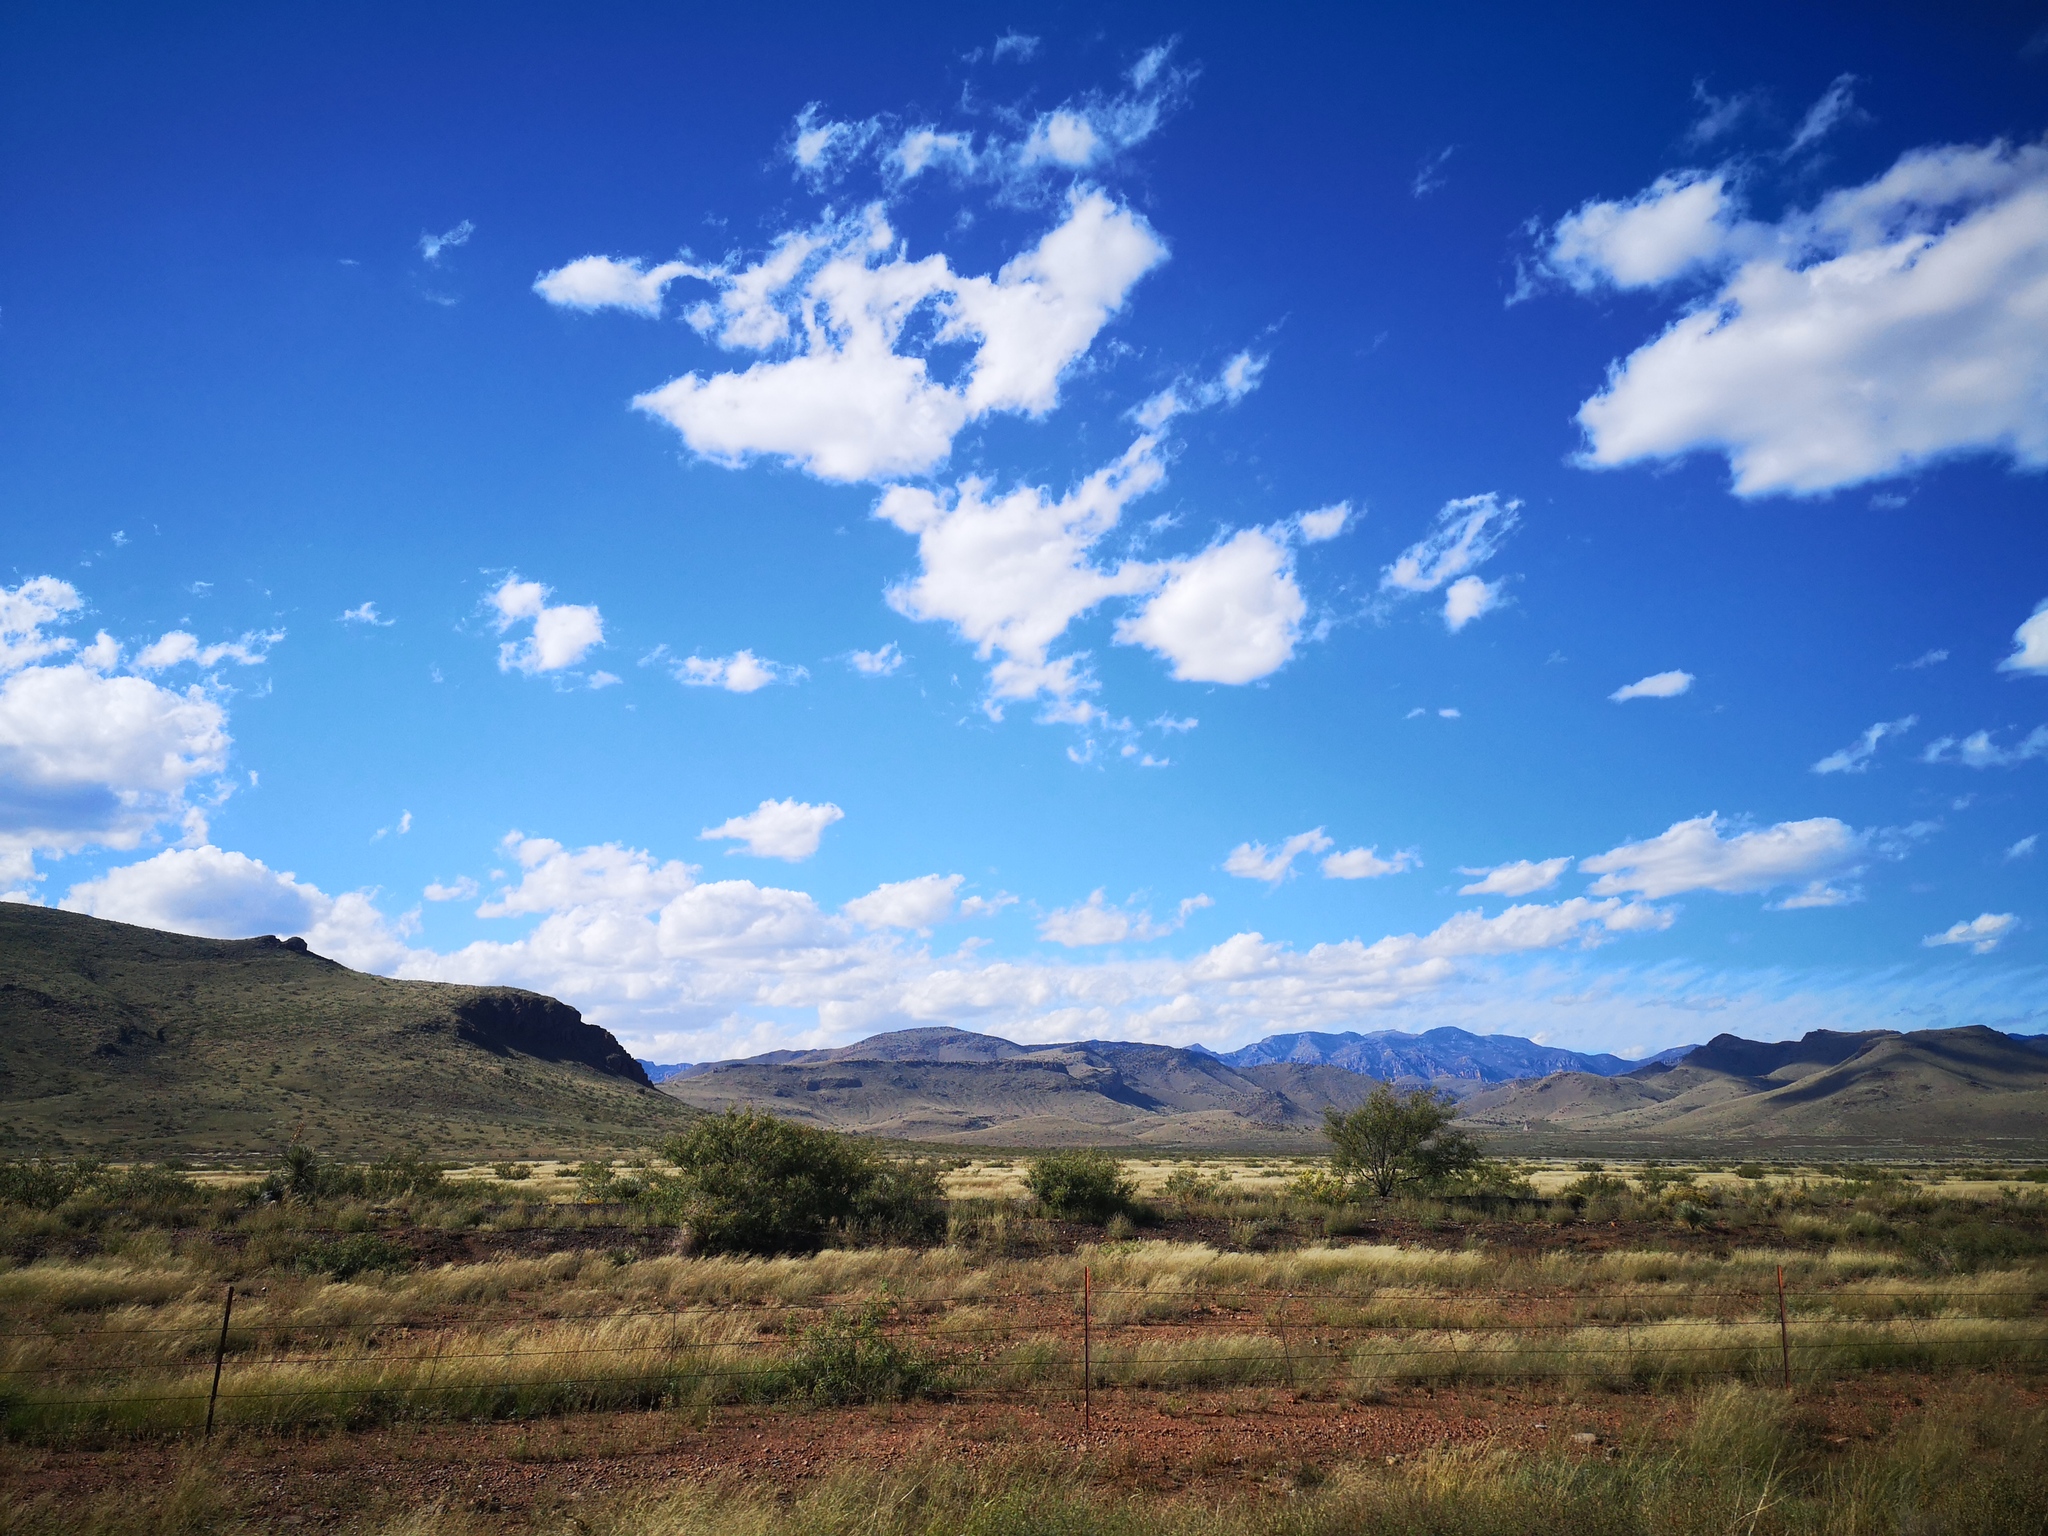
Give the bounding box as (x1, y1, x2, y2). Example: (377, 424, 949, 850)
(446, 991, 652, 1086)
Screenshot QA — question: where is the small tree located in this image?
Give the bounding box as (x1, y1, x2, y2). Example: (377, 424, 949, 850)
(1024, 1149, 1134, 1223)
(1322, 1085, 1482, 1198)
(657, 1108, 945, 1254)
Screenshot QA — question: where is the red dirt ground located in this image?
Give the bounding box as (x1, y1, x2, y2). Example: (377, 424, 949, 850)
(4, 1373, 2022, 1530)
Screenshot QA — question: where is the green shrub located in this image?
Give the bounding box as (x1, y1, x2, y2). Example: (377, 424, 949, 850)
(490, 1161, 532, 1181)
(1290, 1168, 1352, 1205)
(0, 1158, 98, 1209)
(1163, 1166, 1228, 1207)
(657, 1108, 939, 1255)
(293, 1233, 414, 1281)
(756, 1301, 947, 1406)
(1024, 1149, 1133, 1223)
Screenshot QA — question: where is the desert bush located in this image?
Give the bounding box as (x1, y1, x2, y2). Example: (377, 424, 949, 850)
(294, 1233, 415, 1281)
(1024, 1150, 1134, 1223)
(1291, 1169, 1352, 1205)
(754, 1301, 947, 1406)
(656, 1108, 938, 1255)
(248, 1147, 445, 1206)
(1163, 1166, 1228, 1207)
(491, 1161, 532, 1181)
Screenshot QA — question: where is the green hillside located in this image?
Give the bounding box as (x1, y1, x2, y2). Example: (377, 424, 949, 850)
(0, 904, 692, 1159)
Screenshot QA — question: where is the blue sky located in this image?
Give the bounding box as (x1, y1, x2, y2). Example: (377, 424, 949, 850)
(3, 1, 2044, 1063)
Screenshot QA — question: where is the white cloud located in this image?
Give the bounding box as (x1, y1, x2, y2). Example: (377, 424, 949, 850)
(1413, 147, 1454, 198)
(1569, 139, 2048, 496)
(847, 643, 904, 677)
(1685, 82, 1760, 147)
(131, 629, 281, 672)
(1549, 172, 1746, 292)
(419, 220, 473, 264)
(844, 873, 963, 932)
(57, 827, 1697, 1062)
(340, 602, 392, 626)
(1321, 846, 1419, 880)
(424, 876, 478, 902)
(60, 845, 412, 971)
(0, 579, 244, 888)
(1458, 857, 1571, 897)
(1581, 813, 1864, 903)
(879, 434, 1166, 712)
(1924, 912, 2016, 955)
(1133, 350, 1267, 429)
(1116, 527, 1306, 685)
(489, 575, 604, 676)
(533, 256, 702, 316)
(0, 577, 85, 672)
(700, 798, 844, 861)
(628, 191, 1167, 483)
(1442, 575, 1503, 632)
(1786, 74, 1860, 155)
(1610, 670, 1693, 702)
(1903, 648, 1949, 669)
(654, 648, 806, 694)
(2007, 835, 2038, 861)
(1439, 708, 1461, 719)
(2000, 600, 2048, 675)
(991, 32, 1039, 62)
(1381, 494, 1519, 594)
(1812, 715, 1917, 774)
(1921, 725, 2048, 767)
(1224, 828, 1333, 884)
(1295, 504, 1350, 543)
(1038, 889, 1210, 947)
(1151, 714, 1198, 733)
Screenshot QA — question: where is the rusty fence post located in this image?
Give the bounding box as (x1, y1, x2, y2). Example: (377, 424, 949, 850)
(205, 1284, 235, 1438)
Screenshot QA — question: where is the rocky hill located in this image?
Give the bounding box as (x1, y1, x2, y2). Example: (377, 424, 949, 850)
(1460, 1025, 2048, 1154)
(0, 904, 690, 1159)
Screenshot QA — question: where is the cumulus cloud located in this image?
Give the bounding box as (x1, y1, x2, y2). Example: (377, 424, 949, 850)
(1581, 813, 1864, 905)
(1610, 670, 1693, 702)
(700, 798, 844, 861)
(1458, 857, 1571, 897)
(1321, 846, 1418, 881)
(1920, 725, 2048, 767)
(1564, 138, 2048, 496)
(651, 647, 806, 694)
(622, 191, 1166, 483)
(878, 434, 1167, 712)
(0, 578, 250, 888)
(1924, 911, 2016, 955)
(847, 643, 904, 677)
(424, 876, 479, 902)
(1813, 715, 1917, 774)
(61, 845, 412, 971)
(1382, 494, 1520, 596)
(533, 256, 702, 316)
(489, 575, 604, 676)
(60, 824, 1697, 1061)
(1296, 504, 1350, 543)
(1442, 575, 1504, 632)
(132, 629, 282, 672)
(2000, 600, 2048, 675)
(1224, 829, 1333, 884)
(1115, 527, 1306, 684)
(843, 873, 965, 932)
(1038, 889, 1210, 947)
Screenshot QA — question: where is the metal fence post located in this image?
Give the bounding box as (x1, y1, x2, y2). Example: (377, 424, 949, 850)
(1082, 1266, 1092, 1436)
(1777, 1265, 1791, 1390)
(205, 1284, 234, 1438)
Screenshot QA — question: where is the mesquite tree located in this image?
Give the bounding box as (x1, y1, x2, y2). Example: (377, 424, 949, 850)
(1322, 1084, 1481, 1197)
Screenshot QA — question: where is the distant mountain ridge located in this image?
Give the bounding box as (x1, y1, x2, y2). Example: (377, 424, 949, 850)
(644, 1023, 1683, 1091)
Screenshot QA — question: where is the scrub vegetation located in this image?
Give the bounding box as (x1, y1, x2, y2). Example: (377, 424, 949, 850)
(0, 1135, 2043, 1531)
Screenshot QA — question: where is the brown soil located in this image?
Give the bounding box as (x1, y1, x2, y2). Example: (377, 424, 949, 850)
(3, 1373, 2025, 1531)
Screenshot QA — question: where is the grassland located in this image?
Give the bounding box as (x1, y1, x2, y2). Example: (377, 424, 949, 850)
(1, 1151, 2045, 1532)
